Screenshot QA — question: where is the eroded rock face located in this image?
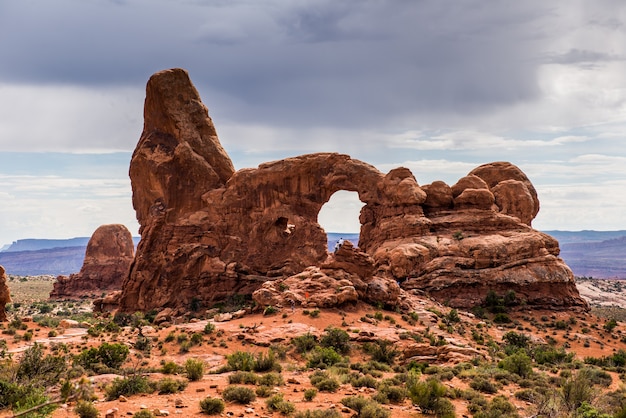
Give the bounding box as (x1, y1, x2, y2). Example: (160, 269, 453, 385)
(50, 224, 134, 300)
(118, 68, 587, 313)
(0, 266, 11, 321)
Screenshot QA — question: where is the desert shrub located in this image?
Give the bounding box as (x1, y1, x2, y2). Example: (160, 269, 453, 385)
(408, 378, 455, 417)
(222, 385, 256, 404)
(263, 305, 279, 316)
(15, 343, 67, 387)
(134, 336, 152, 353)
(493, 313, 512, 324)
(374, 384, 408, 404)
(469, 376, 499, 394)
(341, 395, 391, 418)
(351, 374, 379, 389)
(310, 370, 340, 392)
(74, 400, 100, 418)
(533, 345, 574, 365)
(161, 361, 183, 375)
(255, 385, 273, 397)
(514, 388, 540, 402)
(228, 371, 258, 385)
(604, 318, 618, 332)
(199, 396, 225, 415)
(364, 340, 398, 365)
(265, 393, 296, 415)
(561, 371, 594, 412)
(227, 351, 256, 371)
(498, 350, 533, 378)
(253, 350, 281, 372)
(295, 410, 341, 418)
(190, 332, 204, 345)
(156, 377, 187, 394)
(184, 358, 205, 381)
(304, 388, 318, 401)
(473, 395, 519, 418)
(320, 327, 351, 354)
(105, 375, 155, 400)
(502, 331, 531, 351)
(133, 411, 154, 418)
(75, 342, 129, 372)
(307, 346, 344, 369)
(292, 333, 318, 353)
(203, 322, 216, 335)
(12, 389, 57, 417)
(257, 372, 283, 386)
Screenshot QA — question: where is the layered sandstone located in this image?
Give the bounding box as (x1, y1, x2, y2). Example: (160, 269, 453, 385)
(50, 224, 134, 299)
(118, 68, 587, 314)
(0, 266, 11, 321)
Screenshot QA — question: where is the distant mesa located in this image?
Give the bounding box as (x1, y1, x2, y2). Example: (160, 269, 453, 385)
(50, 224, 134, 300)
(108, 68, 587, 315)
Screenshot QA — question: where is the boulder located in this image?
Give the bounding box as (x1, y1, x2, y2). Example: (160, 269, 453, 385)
(0, 266, 11, 321)
(50, 224, 135, 300)
(117, 68, 588, 314)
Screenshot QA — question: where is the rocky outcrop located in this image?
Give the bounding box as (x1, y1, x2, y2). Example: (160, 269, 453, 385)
(0, 266, 11, 321)
(50, 224, 134, 300)
(118, 68, 587, 314)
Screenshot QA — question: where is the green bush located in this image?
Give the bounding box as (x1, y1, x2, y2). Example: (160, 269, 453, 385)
(365, 340, 398, 365)
(257, 372, 283, 387)
(185, 358, 205, 381)
(295, 410, 341, 418)
(498, 350, 533, 378)
(307, 346, 344, 369)
(304, 388, 318, 401)
(292, 333, 318, 353)
(253, 350, 281, 372)
(228, 371, 258, 385)
(156, 377, 188, 394)
(409, 378, 455, 417)
(561, 371, 594, 413)
(469, 377, 499, 394)
(320, 327, 351, 354)
(133, 410, 155, 418)
(341, 396, 390, 418)
(265, 393, 296, 415)
(15, 343, 67, 387)
(222, 385, 256, 404)
(161, 361, 183, 374)
(255, 385, 273, 397)
(227, 351, 256, 371)
(75, 342, 129, 372)
(473, 395, 519, 418)
(74, 400, 100, 418)
(105, 375, 155, 401)
(375, 385, 408, 404)
(310, 370, 340, 392)
(199, 396, 225, 415)
(203, 322, 216, 335)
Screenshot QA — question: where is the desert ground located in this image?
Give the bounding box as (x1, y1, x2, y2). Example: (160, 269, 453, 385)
(1, 276, 626, 418)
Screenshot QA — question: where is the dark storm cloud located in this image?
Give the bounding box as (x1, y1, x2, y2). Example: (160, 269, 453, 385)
(0, 0, 549, 129)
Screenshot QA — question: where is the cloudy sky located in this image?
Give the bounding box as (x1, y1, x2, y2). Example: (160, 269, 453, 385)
(1, 0, 626, 247)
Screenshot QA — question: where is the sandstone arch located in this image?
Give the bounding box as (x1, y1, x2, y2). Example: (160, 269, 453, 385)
(117, 68, 587, 314)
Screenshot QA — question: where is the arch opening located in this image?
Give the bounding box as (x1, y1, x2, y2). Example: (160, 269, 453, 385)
(317, 190, 364, 252)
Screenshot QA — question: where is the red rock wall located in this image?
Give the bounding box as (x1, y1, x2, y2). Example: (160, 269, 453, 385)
(118, 68, 587, 313)
(50, 224, 134, 300)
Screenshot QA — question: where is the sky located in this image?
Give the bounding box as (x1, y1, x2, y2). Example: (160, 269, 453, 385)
(1, 0, 626, 247)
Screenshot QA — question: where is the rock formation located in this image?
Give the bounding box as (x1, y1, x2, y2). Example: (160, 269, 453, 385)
(0, 266, 11, 321)
(118, 68, 587, 314)
(50, 224, 134, 299)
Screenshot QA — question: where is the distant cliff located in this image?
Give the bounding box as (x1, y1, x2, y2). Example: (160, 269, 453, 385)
(2, 237, 91, 252)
